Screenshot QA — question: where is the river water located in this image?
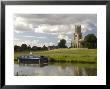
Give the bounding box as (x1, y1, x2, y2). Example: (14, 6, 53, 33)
(14, 63, 97, 76)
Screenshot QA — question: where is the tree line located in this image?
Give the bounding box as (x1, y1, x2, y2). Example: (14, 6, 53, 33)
(14, 44, 48, 52)
(14, 34, 97, 52)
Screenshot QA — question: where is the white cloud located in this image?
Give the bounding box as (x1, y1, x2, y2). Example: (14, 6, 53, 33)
(34, 25, 45, 33)
(14, 39, 55, 47)
(14, 38, 19, 41)
(23, 36, 36, 38)
(14, 14, 96, 35)
(34, 24, 73, 34)
(14, 16, 25, 26)
(23, 35, 46, 39)
(36, 37, 46, 39)
(58, 33, 69, 40)
(34, 24, 71, 34)
(14, 16, 27, 29)
(58, 33, 65, 39)
(14, 39, 40, 47)
(57, 33, 72, 46)
(44, 42, 55, 47)
(14, 16, 34, 32)
(57, 33, 72, 47)
(14, 14, 96, 47)
(14, 30, 23, 34)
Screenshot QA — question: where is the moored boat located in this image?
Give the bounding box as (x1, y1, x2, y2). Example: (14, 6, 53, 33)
(17, 55, 48, 63)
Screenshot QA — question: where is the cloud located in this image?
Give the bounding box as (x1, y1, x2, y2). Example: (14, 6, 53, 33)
(14, 14, 96, 34)
(14, 38, 19, 41)
(14, 14, 97, 46)
(58, 33, 67, 40)
(14, 39, 41, 47)
(57, 33, 71, 43)
(14, 14, 96, 25)
(23, 36, 36, 38)
(14, 39, 55, 47)
(44, 42, 55, 46)
(14, 16, 34, 32)
(36, 37, 46, 39)
(14, 30, 23, 34)
(23, 35, 47, 40)
(57, 33, 72, 47)
(34, 24, 73, 34)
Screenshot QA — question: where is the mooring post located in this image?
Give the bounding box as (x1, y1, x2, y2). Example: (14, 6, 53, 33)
(39, 59, 40, 64)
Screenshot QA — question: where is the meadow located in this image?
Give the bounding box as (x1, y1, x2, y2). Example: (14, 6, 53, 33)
(14, 48, 97, 63)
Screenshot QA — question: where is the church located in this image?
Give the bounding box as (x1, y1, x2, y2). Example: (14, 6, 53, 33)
(71, 25, 83, 48)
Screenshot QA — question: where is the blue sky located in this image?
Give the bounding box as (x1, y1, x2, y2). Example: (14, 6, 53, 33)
(14, 14, 97, 47)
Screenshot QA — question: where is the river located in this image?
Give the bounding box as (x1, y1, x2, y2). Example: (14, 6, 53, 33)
(14, 63, 97, 76)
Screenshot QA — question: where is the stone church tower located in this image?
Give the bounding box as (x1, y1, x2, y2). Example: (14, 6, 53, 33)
(71, 25, 82, 48)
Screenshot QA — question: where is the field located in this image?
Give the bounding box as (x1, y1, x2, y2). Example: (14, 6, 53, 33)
(14, 48, 97, 63)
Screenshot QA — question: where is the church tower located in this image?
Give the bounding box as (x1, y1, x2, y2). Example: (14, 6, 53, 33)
(72, 25, 82, 48)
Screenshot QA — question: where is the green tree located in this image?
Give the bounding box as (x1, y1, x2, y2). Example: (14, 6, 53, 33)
(14, 45, 21, 51)
(27, 45, 31, 51)
(42, 45, 48, 50)
(31, 46, 38, 51)
(58, 39, 67, 48)
(21, 44, 28, 51)
(84, 34, 97, 49)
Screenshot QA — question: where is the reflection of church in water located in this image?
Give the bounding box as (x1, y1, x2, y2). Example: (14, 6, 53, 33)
(71, 25, 83, 48)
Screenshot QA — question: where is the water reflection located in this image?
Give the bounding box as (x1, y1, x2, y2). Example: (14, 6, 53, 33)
(14, 63, 97, 76)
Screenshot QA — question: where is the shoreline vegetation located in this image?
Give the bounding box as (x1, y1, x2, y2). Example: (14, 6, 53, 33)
(14, 48, 97, 64)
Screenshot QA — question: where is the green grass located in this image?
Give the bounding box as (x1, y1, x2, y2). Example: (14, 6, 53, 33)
(14, 48, 97, 63)
(49, 62, 97, 69)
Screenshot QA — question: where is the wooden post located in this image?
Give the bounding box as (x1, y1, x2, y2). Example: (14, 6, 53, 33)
(39, 59, 40, 64)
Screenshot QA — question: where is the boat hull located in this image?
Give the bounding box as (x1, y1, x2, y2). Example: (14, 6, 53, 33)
(18, 57, 48, 64)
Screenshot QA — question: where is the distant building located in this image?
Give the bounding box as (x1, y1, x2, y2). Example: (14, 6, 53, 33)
(71, 25, 83, 48)
(48, 45, 58, 50)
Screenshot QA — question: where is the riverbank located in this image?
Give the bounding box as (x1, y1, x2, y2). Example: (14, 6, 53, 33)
(14, 48, 97, 63)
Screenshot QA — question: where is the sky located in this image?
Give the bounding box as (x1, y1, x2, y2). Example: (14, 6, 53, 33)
(14, 14, 97, 47)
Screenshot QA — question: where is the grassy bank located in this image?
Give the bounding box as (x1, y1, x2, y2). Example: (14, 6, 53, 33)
(14, 48, 97, 63)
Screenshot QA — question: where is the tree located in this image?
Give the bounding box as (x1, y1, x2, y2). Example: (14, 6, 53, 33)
(27, 45, 31, 51)
(31, 46, 38, 51)
(14, 45, 21, 51)
(21, 44, 28, 51)
(84, 34, 97, 49)
(58, 39, 67, 48)
(42, 45, 48, 50)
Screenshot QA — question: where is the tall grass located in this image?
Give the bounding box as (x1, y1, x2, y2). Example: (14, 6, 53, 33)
(14, 48, 97, 63)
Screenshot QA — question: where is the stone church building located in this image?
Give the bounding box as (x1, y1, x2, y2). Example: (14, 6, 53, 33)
(71, 25, 83, 48)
